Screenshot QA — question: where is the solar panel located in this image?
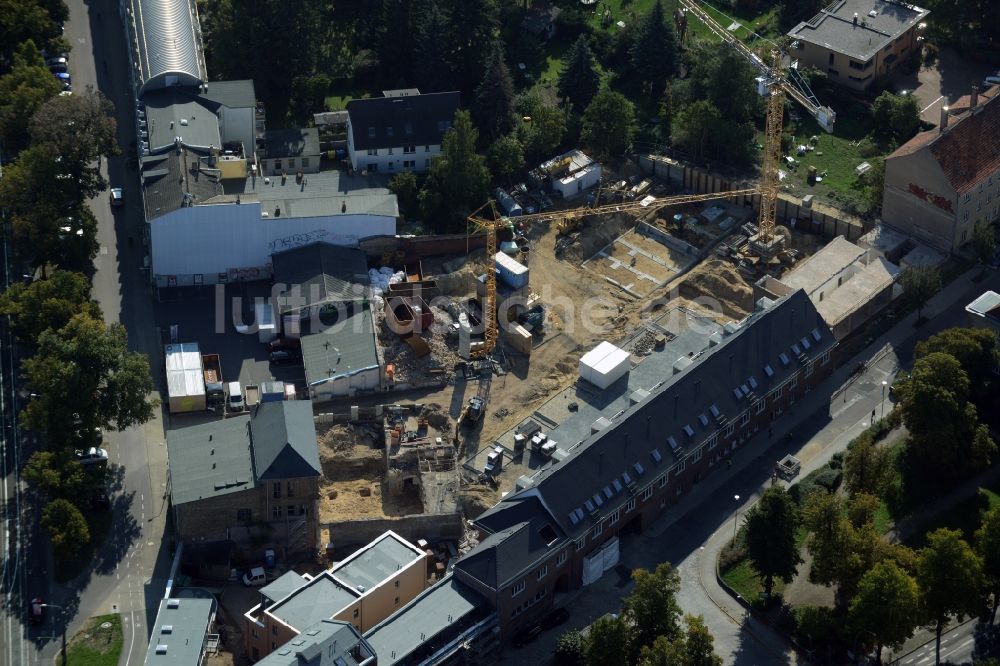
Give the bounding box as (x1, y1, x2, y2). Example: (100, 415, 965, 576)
(709, 403, 721, 417)
(698, 414, 709, 427)
(667, 436, 679, 451)
(683, 425, 695, 437)
(651, 449, 663, 463)
(780, 352, 790, 365)
(633, 462, 646, 476)
(764, 364, 774, 377)
(812, 328, 822, 341)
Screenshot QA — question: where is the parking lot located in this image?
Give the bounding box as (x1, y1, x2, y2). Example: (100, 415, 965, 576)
(891, 46, 998, 122)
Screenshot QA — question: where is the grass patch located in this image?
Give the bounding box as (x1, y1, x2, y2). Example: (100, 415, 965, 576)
(57, 614, 122, 666)
(720, 527, 807, 602)
(54, 510, 113, 584)
(324, 88, 370, 111)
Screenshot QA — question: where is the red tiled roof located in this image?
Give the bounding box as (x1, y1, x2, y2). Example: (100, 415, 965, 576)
(891, 87, 1000, 194)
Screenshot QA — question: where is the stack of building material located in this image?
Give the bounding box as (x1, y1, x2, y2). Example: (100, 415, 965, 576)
(579, 341, 631, 389)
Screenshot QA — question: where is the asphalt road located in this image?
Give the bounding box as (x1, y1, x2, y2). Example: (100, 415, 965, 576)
(0, 0, 172, 664)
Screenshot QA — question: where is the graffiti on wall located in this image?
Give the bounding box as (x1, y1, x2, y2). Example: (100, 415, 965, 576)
(268, 229, 330, 253)
(908, 183, 954, 214)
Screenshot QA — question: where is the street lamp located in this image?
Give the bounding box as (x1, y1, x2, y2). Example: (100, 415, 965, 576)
(733, 494, 741, 540)
(40, 603, 67, 662)
(881, 380, 888, 420)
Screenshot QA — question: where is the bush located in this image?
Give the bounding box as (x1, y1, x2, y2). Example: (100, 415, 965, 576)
(719, 540, 747, 571)
(554, 629, 585, 666)
(829, 452, 844, 469)
(922, 42, 939, 65)
(813, 467, 843, 492)
(794, 606, 842, 647)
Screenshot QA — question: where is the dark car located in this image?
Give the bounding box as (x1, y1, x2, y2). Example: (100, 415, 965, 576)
(30, 598, 45, 624)
(267, 336, 301, 352)
(540, 607, 570, 631)
(269, 349, 301, 365)
(511, 623, 542, 648)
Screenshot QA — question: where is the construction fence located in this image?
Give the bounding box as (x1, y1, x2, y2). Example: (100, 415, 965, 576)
(639, 155, 873, 242)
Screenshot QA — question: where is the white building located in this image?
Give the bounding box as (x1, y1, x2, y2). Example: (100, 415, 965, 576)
(345, 89, 460, 174)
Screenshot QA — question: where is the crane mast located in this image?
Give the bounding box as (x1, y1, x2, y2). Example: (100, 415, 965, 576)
(750, 50, 787, 259)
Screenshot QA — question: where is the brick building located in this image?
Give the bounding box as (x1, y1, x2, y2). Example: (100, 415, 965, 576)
(883, 85, 1000, 253)
(166, 401, 322, 560)
(253, 619, 375, 666)
(787, 0, 928, 91)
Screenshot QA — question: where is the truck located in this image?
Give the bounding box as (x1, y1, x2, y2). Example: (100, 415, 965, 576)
(202, 354, 225, 405)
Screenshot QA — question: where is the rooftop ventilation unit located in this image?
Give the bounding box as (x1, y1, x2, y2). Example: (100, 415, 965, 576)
(167, 599, 180, 609)
(161, 625, 173, 634)
(155, 645, 168, 655)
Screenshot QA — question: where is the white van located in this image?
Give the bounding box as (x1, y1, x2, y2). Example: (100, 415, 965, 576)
(227, 381, 244, 412)
(242, 567, 266, 586)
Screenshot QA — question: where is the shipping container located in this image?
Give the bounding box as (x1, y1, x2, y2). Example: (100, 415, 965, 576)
(495, 251, 529, 290)
(579, 341, 631, 389)
(165, 343, 207, 413)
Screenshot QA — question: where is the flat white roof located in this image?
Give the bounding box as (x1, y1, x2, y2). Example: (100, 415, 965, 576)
(580, 341, 629, 372)
(165, 342, 205, 398)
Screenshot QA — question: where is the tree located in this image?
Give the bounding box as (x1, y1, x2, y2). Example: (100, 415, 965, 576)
(914, 327, 998, 400)
(0, 0, 63, 65)
(584, 614, 631, 666)
(30, 87, 118, 202)
(848, 561, 921, 665)
(412, 1, 454, 93)
(581, 89, 636, 159)
(973, 220, 996, 269)
(375, 0, 419, 87)
(418, 110, 490, 232)
(473, 43, 516, 144)
(41, 498, 90, 559)
(0, 270, 101, 343)
(388, 171, 420, 219)
(442, 0, 499, 95)
(22, 451, 92, 502)
(872, 92, 921, 147)
(636, 615, 721, 666)
(859, 157, 886, 216)
(975, 506, 1000, 623)
(0, 40, 62, 154)
(487, 135, 524, 184)
(289, 73, 331, 121)
(516, 93, 566, 162)
(901, 265, 941, 320)
(744, 485, 802, 597)
(672, 100, 724, 163)
(843, 431, 893, 496)
(22, 313, 158, 439)
(558, 35, 601, 111)
(622, 562, 683, 649)
(918, 529, 985, 665)
(629, 0, 677, 96)
(555, 629, 585, 666)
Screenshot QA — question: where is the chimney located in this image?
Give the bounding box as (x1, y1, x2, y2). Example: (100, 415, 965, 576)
(940, 105, 950, 131)
(853, 12, 858, 24)
(971, 85, 979, 109)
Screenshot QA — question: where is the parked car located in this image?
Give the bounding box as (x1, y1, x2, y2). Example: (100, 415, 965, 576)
(48, 62, 67, 74)
(110, 187, 124, 206)
(269, 349, 301, 365)
(540, 607, 570, 631)
(267, 336, 300, 352)
(54, 72, 70, 83)
(242, 567, 267, 586)
(45, 56, 67, 67)
(30, 598, 45, 624)
(227, 381, 244, 412)
(74, 447, 109, 466)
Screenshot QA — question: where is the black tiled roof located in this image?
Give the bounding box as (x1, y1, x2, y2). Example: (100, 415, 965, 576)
(347, 91, 460, 151)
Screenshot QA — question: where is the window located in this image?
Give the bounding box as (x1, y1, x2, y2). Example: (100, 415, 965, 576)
(193, 274, 203, 285)
(388, 147, 393, 155)
(272, 642, 277, 650)
(558, 550, 568, 565)
(821, 350, 831, 365)
(301, 157, 309, 168)
(425, 159, 431, 167)
(353, 609, 359, 618)
(252, 629, 258, 638)
(692, 447, 703, 462)
(805, 362, 814, 378)
(287, 482, 294, 497)
(774, 384, 784, 399)
(828, 53, 835, 65)
(593, 521, 604, 538)
(425, 145, 431, 152)
(641, 486, 653, 501)
(404, 145, 415, 154)
(272, 626, 278, 636)
(272, 505, 282, 519)
(288, 158, 296, 169)
(368, 127, 376, 137)
(725, 423, 735, 437)
(367, 148, 377, 156)
(405, 122, 413, 135)
(963, 193, 971, 203)
(394, 597, 400, 605)
(387, 162, 394, 171)
(658, 474, 667, 489)
(609, 510, 621, 525)
(849, 59, 866, 70)
(395, 580, 400, 588)
(676, 459, 687, 474)
(740, 411, 750, 426)
(827, 68, 839, 77)
(538, 565, 548, 580)
(964, 211, 970, 222)
(626, 497, 637, 511)
(387, 127, 394, 137)
(512, 580, 526, 597)
(789, 374, 798, 389)
(756, 399, 766, 414)
(707, 434, 718, 450)
(274, 159, 282, 171)
(273, 482, 281, 499)
(576, 538, 585, 552)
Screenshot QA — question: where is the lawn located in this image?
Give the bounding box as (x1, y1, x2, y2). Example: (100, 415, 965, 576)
(721, 526, 807, 603)
(58, 614, 122, 666)
(324, 87, 370, 111)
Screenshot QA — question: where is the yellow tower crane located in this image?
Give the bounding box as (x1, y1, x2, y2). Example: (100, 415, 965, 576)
(750, 50, 788, 259)
(467, 188, 758, 358)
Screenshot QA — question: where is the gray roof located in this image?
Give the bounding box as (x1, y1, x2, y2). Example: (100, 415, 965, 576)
(226, 168, 400, 219)
(142, 148, 223, 222)
(967, 291, 1000, 320)
(364, 576, 485, 666)
(268, 572, 359, 631)
(190, 80, 256, 110)
(347, 91, 460, 151)
(143, 89, 223, 152)
(261, 571, 310, 607)
(334, 533, 422, 592)
(788, 0, 929, 61)
(262, 128, 321, 159)
(166, 416, 254, 505)
(129, 0, 206, 97)
(249, 401, 322, 481)
(272, 243, 370, 312)
(475, 290, 834, 552)
(258, 620, 374, 666)
(302, 305, 380, 387)
(145, 597, 215, 666)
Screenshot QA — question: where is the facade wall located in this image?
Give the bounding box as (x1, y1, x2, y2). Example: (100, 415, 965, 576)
(308, 366, 382, 400)
(791, 24, 920, 90)
(346, 118, 441, 173)
(483, 349, 837, 637)
(217, 105, 256, 159)
(260, 154, 321, 177)
(883, 149, 958, 251)
(350, 556, 427, 632)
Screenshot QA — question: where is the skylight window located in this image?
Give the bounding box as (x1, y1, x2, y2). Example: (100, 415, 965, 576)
(651, 449, 663, 463)
(683, 425, 695, 437)
(740, 383, 751, 395)
(764, 364, 774, 377)
(698, 414, 709, 427)
(792, 344, 802, 356)
(622, 471, 633, 485)
(633, 462, 646, 476)
(709, 403, 721, 417)
(612, 478, 623, 493)
(593, 493, 604, 507)
(585, 499, 595, 513)
(569, 511, 580, 525)
(779, 352, 790, 366)
(748, 376, 759, 389)
(603, 486, 614, 499)
(801, 337, 811, 350)
(667, 436, 679, 451)
(811, 328, 822, 342)
(733, 387, 743, 399)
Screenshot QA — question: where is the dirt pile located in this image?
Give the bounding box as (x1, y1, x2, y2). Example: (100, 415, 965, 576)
(678, 259, 754, 318)
(458, 482, 499, 519)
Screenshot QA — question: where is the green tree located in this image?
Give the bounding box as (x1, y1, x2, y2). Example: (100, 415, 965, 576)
(914, 327, 998, 399)
(442, 0, 499, 95)
(0, 270, 101, 343)
(0, 0, 62, 65)
(0, 40, 62, 154)
(41, 498, 90, 559)
(581, 89, 636, 159)
(473, 43, 516, 144)
(558, 35, 601, 111)
(860, 157, 886, 216)
(848, 561, 921, 665)
(22, 451, 92, 502)
(375, 0, 419, 87)
(629, 0, 677, 96)
(672, 100, 724, 163)
(22, 313, 158, 439)
(917, 528, 985, 666)
(418, 110, 490, 232)
(515, 93, 566, 163)
(901, 265, 941, 320)
(487, 134, 524, 184)
(555, 629, 585, 666)
(973, 220, 996, 269)
(975, 506, 1000, 623)
(843, 431, 893, 497)
(872, 92, 921, 147)
(744, 485, 802, 597)
(636, 615, 721, 666)
(289, 73, 331, 121)
(584, 614, 631, 666)
(389, 171, 421, 220)
(413, 0, 454, 93)
(622, 562, 683, 649)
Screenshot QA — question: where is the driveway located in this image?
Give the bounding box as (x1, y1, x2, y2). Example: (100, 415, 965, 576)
(892, 47, 998, 123)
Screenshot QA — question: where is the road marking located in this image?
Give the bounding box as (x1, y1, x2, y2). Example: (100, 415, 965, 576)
(921, 95, 944, 113)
